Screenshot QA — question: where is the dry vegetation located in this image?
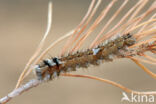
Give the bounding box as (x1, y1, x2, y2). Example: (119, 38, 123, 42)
(0, 0, 156, 103)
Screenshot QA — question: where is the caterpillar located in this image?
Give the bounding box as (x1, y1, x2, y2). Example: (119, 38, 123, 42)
(35, 33, 136, 80)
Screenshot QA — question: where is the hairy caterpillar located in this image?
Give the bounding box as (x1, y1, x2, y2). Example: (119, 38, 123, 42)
(35, 33, 136, 80)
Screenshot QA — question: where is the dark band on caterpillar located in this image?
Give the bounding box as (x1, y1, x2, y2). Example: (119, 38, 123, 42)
(35, 33, 136, 80)
(53, 57, 60, 67)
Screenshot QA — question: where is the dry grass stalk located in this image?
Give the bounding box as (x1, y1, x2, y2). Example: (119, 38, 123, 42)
(0, 0, 156, 104)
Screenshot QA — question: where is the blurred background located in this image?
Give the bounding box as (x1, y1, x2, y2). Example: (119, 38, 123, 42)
(0, 0, 155, 104)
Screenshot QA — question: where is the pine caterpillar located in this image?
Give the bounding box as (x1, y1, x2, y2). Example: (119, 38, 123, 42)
(35, 33, 136, 80)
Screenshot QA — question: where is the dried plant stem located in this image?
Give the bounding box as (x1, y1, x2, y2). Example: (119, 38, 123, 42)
(137, 14, 156, 36)
(129, 19, 156, 33)
(64, 0, 102, 54)
(1, 72, 156, 104)
(62, 73, 133, 93)
(70, 0, 117, 52)
(131, 58, 156, 79)
(130, 38, 156, 48)
(60, 0, 97, 55)
(0, 79, 41, 104)
(100, 0, 143, 41)
(61, 73, 156, 95)
(15, 2, 53, 89)
(94, 16, 141, 46)
(90, 0, 129, 48)
(143, 54, 156, 62)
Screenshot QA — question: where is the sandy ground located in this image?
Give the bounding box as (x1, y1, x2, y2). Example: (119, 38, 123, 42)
(0, 0, 155, 104)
